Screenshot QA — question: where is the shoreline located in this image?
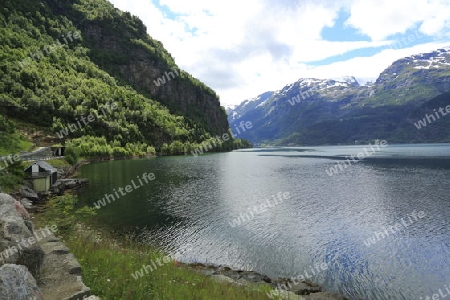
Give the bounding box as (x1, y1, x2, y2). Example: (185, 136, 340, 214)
(183, 262, 346, 299)
(18, 157, 347, 299)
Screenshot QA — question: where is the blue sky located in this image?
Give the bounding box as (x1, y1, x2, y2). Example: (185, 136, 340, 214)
(109, 0, 450, 106)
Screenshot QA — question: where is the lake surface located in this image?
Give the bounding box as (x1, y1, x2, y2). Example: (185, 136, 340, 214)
(77, 143, 450, 300)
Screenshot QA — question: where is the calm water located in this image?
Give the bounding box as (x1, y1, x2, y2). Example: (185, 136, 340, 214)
(77, 144, 450, 300)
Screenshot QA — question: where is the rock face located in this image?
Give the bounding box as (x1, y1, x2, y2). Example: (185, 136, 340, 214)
(84, 24, 229, 137)
(44, 0, 230, 140)
(0, 264, 44, 300)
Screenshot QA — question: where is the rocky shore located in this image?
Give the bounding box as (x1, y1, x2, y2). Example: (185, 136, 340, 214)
(186, 263, 347, 300)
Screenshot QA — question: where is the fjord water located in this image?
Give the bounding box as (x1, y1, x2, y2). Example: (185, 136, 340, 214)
(77, 144, 450, 300)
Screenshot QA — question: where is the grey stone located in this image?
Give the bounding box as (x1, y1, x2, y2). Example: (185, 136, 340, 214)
(40, 241, 70, 255)
(289, 281, 322, 295)
(20, 186, 38, 201)
(21, 198, 37, 213)
(267, 289, 306, 300)
(0, 264, 44, 300)
(211, 274, 237, 285)
(38, 239, 90, 299)
(64, 276, 90, 300)
(0, 193, 16, 218)
(0, 193, 45, 278)
(54, 179, 88, 190)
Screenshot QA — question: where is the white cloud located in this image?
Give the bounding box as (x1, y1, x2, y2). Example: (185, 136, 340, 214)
(107, 0, 450, 106)
(346, 0, 450, 40)
(304, 42, 450, 84)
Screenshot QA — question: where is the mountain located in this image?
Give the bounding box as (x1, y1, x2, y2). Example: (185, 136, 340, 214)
(0, 0, 236, 157)
(227, 47, 450, 146)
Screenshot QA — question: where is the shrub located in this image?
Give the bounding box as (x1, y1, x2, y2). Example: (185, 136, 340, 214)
(64, 146, 80, 165)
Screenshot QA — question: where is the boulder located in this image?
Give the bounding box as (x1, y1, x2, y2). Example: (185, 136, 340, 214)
(0, 193, 45, 277)
(0, 264, 44, 300)
(20, 186, 38, 202)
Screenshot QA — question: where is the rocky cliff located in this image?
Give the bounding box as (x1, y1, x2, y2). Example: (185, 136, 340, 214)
(45, 0, 229, 138)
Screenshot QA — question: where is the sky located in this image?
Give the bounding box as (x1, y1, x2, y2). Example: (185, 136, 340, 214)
(108, 0, 450, 106)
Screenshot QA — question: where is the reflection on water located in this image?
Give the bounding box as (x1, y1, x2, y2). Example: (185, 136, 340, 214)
(78, 143, 450, 300)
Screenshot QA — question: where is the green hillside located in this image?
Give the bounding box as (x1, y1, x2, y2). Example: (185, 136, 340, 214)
(0, 0, 239, 157)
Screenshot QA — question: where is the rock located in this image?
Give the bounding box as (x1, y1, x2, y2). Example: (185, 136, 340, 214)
(0, 193, 95, 300)
(289, 282, 322, 295)
(50, 180, 66, 196)
(21, 198, 37, 213)
(38, 237, 90, 300)
(211, 274, 238, 285)
(20, 186, 39, 201)
(212, 269, 271, 284)
(0, 193, 45, 278)
(266, 289, 307, 300)
(64, 276, 91, 300)
(0, 193, 16, 217)
(272, 278, 322, 294)
(14, 200, 30, 219)
(51, 179, 88, 196)
(40, 241, 70, 255)
(55, 179, 88, 190)
(304, 291, 347, 300)
(24, 219, 34, 234)
(0, 264, 44, 300)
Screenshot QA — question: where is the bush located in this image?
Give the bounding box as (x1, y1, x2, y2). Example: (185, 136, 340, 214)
(0, 160, 25, 192)
(64, 146, 80, 165)
(42, 194, 96, 234)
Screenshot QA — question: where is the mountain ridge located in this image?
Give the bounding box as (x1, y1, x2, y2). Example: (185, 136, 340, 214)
(227, 46, 450, 146)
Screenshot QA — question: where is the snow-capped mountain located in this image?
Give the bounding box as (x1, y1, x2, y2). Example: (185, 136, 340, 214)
(227, 47, 450, 146)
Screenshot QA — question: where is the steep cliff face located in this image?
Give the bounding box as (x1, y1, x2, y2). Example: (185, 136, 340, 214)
(47, 0, 229, 138)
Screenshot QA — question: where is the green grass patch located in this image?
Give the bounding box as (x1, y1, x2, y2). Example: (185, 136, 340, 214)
(62, 227, 274, 300)
(45, 158, 71, 168)
(17, 139, 34, 152)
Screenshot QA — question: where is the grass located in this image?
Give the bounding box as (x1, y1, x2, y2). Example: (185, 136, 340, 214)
(32, 193, 277, 300)
(58, 226, 275, 300)
(43, 158, 71, 168)
(0, 132, 33, 156)
(17, 139, 34, 152)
